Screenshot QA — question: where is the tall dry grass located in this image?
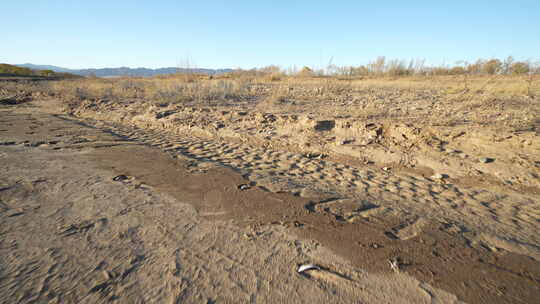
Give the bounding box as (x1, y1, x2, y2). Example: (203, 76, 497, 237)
(2, 73, 538, 130)
(2, 73, 537, 105)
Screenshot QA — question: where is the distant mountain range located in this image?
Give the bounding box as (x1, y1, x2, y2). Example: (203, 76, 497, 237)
(16, 63, 234, 77)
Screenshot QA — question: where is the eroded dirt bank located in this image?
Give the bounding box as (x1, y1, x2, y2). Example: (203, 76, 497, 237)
(1, 101, 539, 303)
(66, 96, 540, 259)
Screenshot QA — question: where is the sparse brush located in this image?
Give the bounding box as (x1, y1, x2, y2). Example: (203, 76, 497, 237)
(525, 73, 536, 98)
(4, 70, 537, 127)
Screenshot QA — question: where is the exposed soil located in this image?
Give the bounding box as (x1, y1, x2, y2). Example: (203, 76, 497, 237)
(67, 95, 540, 262)
(1, 99, 539, 303)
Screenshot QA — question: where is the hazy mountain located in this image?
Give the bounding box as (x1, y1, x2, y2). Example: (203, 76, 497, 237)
(16, 64, 74, 73)
(16, 64, 233, 77)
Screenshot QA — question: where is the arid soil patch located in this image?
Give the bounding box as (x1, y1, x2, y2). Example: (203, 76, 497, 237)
(1, 100, 539, 303)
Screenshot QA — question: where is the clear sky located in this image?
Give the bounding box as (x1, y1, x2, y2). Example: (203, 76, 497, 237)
(2, 1, 539, 69)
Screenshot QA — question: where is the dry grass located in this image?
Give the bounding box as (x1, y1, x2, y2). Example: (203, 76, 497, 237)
(1, 73, 538, 131)
(3, 73, 535, 102)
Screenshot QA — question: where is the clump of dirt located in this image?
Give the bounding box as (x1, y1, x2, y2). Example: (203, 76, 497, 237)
(0, 93, 32, 105)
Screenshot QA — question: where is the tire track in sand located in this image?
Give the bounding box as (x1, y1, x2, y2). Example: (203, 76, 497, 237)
(71, 116, 540, 260)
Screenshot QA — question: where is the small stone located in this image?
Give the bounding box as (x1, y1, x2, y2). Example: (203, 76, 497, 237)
(213, 123, 225, 129)
(314, 120, 335, 131)
(431, 173, 447, 179)
(113, 175, 129, 182)
(305, 152, 320, 159)
(479, 157, 494, 163)
(6, 208, 24, 217)
(30, 141, 46, 147)
(238, 184, 250, 191)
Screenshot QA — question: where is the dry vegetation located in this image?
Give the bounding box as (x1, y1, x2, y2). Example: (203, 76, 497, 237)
(3, 70, 539, 127)
(2, 59, 539, 193)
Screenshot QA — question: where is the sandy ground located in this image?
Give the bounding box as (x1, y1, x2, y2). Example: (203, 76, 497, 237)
(67, 97, 540, 259)
(0, 100, 539, 303)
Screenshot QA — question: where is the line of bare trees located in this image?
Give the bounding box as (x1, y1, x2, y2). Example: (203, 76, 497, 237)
(246, 56, 539, 78)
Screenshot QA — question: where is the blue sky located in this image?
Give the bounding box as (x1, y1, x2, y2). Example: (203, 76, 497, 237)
(1, 1, 539, 69)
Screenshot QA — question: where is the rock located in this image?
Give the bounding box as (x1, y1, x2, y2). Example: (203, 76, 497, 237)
(479, 157, 495, 163)
(237, 184, 250, 191)
(314, 120, 335, 131)
(0, 95, 29, 105)
(338, 139, 354, 145)
(102, 270, 112, 280)
(155, 110, 176, 119)
(213, 122, 225, 129)
(304, 152, 327, 159)
(297, 264, 320, 273)
(6, 208, 24, 217)
(431, 173, 448, 179)
(113, 175, 129, 182)
(262, 113, 277, 122)
(359, 128, 382, 145)
(30, 141, 46, 147)
(365, 123, 377, 130)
